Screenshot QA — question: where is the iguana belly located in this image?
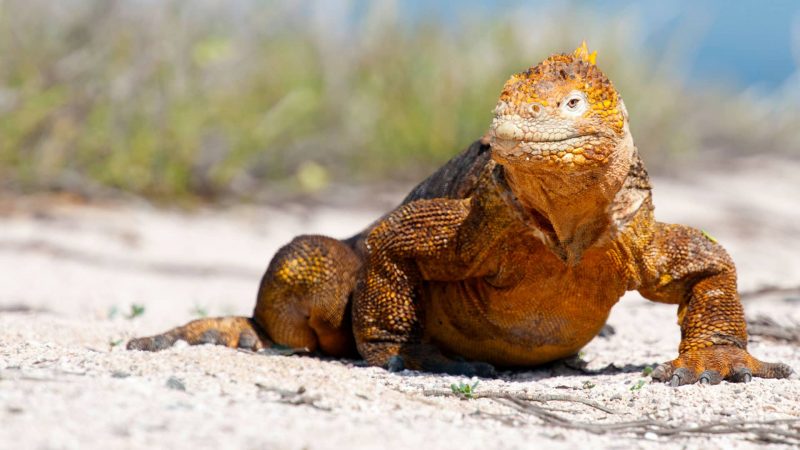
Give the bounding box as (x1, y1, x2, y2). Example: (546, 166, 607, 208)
(422, 246, 627, 367)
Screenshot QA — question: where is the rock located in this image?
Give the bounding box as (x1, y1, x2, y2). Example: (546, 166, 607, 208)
(166, 376, 186, 391)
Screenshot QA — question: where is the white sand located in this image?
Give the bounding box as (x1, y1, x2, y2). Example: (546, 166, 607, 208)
(1, 157, 799, 449)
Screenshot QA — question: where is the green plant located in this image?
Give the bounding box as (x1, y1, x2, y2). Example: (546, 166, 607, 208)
(630, 379, 647, 391)
(450, 381, 480, 399)
(125, 304, 145, 320)
(1, 2, 797, 203)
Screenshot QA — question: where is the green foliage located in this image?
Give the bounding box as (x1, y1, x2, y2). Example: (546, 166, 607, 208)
(1, 1, 798, 201)
(641, 366, 654, 377)
(451, 381, 480, 399)
(125, 304, 145, 320)
(583, 380, 596, 389)
(630, 379, 647, 391)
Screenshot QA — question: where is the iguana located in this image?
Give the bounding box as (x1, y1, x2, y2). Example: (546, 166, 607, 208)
(128, 43, 793, 386)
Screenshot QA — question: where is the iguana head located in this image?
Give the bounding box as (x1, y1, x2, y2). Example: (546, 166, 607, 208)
(489, 42, 631, 172)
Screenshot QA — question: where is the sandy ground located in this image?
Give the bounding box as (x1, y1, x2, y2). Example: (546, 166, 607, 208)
(1, 157, 800, 449)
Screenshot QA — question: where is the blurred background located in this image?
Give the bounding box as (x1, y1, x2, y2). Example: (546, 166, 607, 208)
(0, 0, 798, 204)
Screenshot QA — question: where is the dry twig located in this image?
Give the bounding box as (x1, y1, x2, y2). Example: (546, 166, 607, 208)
(740, 285, 800, 301)
(498, 396, 800, 445)
(255, 383, 331, 411)
(746, 315, 800, 344)
(421, 389, 620, 414)
(423, 388, 800, 445)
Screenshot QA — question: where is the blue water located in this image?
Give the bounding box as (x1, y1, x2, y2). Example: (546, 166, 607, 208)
(400, 0, 800, 90)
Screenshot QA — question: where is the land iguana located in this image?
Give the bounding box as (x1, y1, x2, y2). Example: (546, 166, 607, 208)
(128, 43, 793, 386)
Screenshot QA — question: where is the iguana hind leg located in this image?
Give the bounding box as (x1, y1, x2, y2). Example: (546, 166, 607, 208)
(127, 235, 361, 357)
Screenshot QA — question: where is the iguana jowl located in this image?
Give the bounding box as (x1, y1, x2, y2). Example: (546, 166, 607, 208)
(129, 43, 793, 385)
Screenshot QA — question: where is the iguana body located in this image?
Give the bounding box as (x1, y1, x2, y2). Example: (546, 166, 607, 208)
(129, 43, 792, 385)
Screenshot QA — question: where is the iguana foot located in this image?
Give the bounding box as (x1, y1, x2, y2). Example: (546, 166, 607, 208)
(651, 346, 793, 386)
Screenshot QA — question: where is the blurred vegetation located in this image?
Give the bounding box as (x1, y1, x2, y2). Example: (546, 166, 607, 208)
(0, 0, 798, 202)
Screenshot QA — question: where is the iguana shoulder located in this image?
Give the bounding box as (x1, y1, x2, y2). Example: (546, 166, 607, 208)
(402, 137, 493, 203)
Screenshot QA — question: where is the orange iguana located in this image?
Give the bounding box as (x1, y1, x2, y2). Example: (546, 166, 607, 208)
(128, 43, 793, 386)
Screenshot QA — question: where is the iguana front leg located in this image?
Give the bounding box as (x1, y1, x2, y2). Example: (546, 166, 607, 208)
(637, 223, 793, 385)
(353, 198, 495, 377)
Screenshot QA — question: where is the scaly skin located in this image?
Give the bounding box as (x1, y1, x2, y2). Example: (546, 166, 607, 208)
(128, 43, 793, 385)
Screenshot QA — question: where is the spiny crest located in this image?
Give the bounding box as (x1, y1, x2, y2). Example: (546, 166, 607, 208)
(497, 42, 625, 134)
(501, 41, 612, 106)
(573, 40, 597, 65)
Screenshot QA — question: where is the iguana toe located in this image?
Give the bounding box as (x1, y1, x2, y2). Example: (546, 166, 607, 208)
(652, 346, 794, 386)
(126, 335, 176, 351)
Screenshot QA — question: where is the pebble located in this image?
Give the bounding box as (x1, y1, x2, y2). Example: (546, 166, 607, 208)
(166, 376, 186, 391)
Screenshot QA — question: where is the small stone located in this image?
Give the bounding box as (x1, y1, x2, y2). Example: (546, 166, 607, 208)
(166, 376, 186, 391)
(644, 432, 658, 440)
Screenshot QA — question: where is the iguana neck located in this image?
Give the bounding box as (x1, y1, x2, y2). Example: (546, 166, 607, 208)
(493, 132, 647, 265)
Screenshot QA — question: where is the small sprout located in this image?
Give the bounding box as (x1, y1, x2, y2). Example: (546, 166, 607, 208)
(125, 304, 145, 320)
(450, 381, 479, 399)
(109, 338, 123, 348)
(191, 305, 208, 318)
(630, 379, 647, 391)
(642, 366, 654, 376)
(583, 380, 596, 389)
(701, 229, 718, 244)
(107, 306, 119, 320)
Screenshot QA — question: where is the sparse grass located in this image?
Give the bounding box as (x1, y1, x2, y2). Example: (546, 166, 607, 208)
(1, 1, 798, 202)
(450, 381, 480, 399)
(125, 304, 145, 320)
(630, 379, 647, 391)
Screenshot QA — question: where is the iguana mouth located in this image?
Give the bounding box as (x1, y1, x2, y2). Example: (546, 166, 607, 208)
(524, 133, 598, 143)
(492, 133, 597, 146)
(491, 132, 607, 167)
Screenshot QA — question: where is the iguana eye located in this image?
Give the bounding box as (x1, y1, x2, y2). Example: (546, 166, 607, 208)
(560, 91, 588, 117)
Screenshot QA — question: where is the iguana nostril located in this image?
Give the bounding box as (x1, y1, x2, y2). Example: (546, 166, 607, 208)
(525, 103, 542, 117)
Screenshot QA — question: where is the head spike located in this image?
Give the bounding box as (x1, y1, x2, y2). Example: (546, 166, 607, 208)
(573, 41, 597, 65)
